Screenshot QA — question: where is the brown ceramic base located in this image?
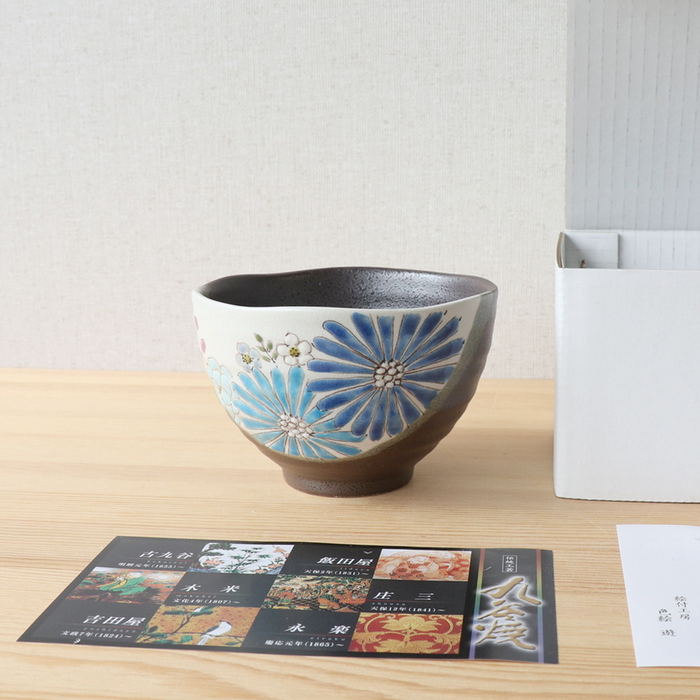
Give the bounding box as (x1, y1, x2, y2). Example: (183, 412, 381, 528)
(246, 400, 473, 497)
(282, 464, 415, 497)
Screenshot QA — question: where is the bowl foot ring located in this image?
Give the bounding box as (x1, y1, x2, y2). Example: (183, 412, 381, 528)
(281, 465, 415, 497)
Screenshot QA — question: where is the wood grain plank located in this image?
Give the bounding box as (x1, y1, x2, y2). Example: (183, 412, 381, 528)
(2, 370, 700, 699)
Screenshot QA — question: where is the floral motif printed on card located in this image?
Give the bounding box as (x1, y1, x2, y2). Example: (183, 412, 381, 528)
(191, 543, 294, 575)
(349, 613, 463, 654)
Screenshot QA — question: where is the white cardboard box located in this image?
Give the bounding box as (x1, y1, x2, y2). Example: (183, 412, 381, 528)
(554, 1, 700, 501)
(554, 230, 700, 501)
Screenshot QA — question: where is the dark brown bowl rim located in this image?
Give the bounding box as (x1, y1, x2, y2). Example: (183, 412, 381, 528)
(194, 266, 497, 311)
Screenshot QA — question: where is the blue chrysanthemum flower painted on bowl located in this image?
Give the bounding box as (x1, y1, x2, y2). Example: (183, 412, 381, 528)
(307, 311, 464, 442)
(232, 365, 364, 459)
(194, 267, 497, 494)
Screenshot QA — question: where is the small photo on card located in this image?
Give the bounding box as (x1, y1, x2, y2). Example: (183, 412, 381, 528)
(136, 605, 260, 648)
(349, 613, 464, 655)
(66, 568, 184, 605)
(374, 549, 472, 581)
(263, 575, 372, 613)
(190, 543, 294, 575)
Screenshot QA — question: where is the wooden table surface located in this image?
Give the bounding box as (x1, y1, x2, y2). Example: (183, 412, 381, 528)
(2, 368, 699, 699)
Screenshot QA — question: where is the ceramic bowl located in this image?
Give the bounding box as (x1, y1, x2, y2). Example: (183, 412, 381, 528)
(192, 267, 497, 497)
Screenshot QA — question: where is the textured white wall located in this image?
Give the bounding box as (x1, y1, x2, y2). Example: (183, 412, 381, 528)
(0, 1, 566, 377)
(568, 0, 700, 231)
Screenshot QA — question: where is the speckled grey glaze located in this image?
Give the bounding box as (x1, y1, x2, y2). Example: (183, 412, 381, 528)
(199, 267, 494, 310)
(193, 267, 497, 497)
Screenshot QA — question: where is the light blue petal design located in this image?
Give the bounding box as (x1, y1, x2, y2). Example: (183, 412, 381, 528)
(305, 441, 336, 459)
(238, 371, 279, 415)
(268, 434, 287, 452)
(233, 381, 279, 420)
(288, 439, 301, 457)
(233, 400, 276, 423)
(240, 417, 281, 431)
(288, 365, 305, 413)
(313, 425, 366, 442)
(314, 439, 363, 457)
(221, 358, 367, 460)
(252, 368, 281, 410)
(297, 383, 316, 418)
(271, 368, 290, 414)
(299, 440, 319, 459)
(304, 406, 327, 423)
(252, 430, 285, 444)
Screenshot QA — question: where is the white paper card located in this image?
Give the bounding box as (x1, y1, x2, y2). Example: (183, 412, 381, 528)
(617, 525, 700, 666)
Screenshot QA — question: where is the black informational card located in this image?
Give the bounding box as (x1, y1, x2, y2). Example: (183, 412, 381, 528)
(19, 537, 557, 663)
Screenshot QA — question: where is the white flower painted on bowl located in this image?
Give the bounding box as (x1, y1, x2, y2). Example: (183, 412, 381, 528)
(276, 333, 313, 367)
(236, 342, 261, 372)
